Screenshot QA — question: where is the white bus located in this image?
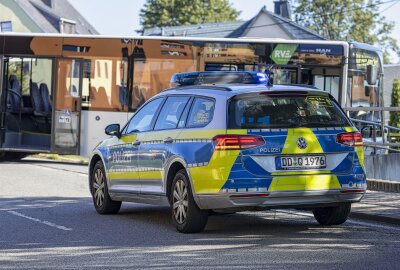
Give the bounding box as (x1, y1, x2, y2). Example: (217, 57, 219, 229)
(0, 33, 383, 158)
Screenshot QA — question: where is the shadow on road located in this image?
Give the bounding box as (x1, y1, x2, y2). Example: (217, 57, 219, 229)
(0, 196, 398, 269)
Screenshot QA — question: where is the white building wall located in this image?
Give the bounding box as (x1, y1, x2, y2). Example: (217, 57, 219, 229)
(244, 12, 291, 39)
(0, 0, 42, 32)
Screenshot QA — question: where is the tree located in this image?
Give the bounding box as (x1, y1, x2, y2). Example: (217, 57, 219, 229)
(139, 0, 240, 31)
(389, 79, 400, 128)
(293, 0, 398, 63)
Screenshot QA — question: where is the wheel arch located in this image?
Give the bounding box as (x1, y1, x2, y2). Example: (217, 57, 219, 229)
(164, 157, 199, 205)
(89, 151, 107, 195)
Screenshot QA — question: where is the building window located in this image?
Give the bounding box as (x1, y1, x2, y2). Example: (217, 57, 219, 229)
(59, 19, 76, 34)
(0, 21, 12, 32)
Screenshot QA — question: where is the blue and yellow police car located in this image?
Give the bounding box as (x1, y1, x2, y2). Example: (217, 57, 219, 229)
(89, 71, 366, 233)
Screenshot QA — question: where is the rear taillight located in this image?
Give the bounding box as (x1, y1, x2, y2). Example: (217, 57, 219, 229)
(336, 132, 363, 147)
(213, 135, 265, 150)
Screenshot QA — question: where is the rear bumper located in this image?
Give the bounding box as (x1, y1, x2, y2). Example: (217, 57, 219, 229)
(195, 189, 365, 210)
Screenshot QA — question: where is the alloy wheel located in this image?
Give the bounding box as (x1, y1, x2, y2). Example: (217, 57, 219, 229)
(93, 168, 105, 207)
(172, 179, 188, 224)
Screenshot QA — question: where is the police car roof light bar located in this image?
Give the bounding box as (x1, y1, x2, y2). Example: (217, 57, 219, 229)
(170, 71, 269, 86)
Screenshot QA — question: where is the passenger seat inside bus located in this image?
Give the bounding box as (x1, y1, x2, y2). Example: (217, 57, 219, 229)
(119, 86, 128, 108)
(30, 82, 51, 117)
(7, 75, 22, 114)
(7, 75, 33, 115)
(40, 83, 52, 113)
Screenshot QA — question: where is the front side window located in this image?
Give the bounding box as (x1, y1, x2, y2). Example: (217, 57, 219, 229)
(125, 98, 163, 134)
(348, 47, 382, 110)
(187, 98, 215, 128)
(154, 96, 190, 130)
(228, 93, 351, 129)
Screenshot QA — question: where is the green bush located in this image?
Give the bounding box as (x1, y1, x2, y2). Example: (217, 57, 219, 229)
(389, 79, 400, 128)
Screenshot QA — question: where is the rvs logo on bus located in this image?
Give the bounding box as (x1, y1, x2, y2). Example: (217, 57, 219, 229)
(271, 44, 298, 65)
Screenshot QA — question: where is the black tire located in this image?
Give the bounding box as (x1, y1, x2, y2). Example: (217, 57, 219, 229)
(170, 169, 208, 233)
(313, 203, 351, 225)
(91, 160, 121, 215)
(4, 152, 27, 160)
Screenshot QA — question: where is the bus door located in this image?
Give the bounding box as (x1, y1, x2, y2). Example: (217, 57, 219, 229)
(53, 59, 82, 155)
(0, 57, 54, 152)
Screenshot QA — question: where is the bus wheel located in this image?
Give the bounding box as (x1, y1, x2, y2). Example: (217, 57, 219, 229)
(91, 160, 121, 215)
(5, 152, 27, 160)
(170, 169, 208, 233)
(313, 203, 351, 225)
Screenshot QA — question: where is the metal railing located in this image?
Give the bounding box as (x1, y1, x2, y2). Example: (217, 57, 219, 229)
(343, 107, 400, 154)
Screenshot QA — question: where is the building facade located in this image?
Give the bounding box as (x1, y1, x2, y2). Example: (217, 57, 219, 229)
(0, 0, 98, 34)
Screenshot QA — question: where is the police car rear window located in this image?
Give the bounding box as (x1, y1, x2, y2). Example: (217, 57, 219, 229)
(228, 94, 351, 129)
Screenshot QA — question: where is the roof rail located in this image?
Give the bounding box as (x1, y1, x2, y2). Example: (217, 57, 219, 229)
(162, 85, 232, 92)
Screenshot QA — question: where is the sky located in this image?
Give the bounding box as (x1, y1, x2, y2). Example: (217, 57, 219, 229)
(68, 0, 400, 59)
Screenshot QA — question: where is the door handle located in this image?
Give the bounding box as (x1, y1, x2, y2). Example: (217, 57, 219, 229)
(132, 140, 141, 146)
(163, 137, 173, 143)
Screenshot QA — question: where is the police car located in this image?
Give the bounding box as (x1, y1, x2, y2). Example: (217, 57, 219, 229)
(89, 71, 366, 233)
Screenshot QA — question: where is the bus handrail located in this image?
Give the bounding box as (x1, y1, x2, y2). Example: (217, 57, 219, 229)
(343, 107, 400, 112)
(349, 118, 400, 132)
(345, 106, 400, 154)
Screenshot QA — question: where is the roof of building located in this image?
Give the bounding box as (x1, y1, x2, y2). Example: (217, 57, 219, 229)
(142, 6, 324, 40)
(261, 9, 324, 40)
(14, 0, 98, 34)
(143, 20, 250, 38)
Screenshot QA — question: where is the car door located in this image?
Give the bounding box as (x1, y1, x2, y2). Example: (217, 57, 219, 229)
(137, 95, 191, 195)
(107, 97, 164, 194)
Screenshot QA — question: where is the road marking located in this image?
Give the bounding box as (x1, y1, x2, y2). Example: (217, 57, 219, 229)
(7, 210, 72, 231)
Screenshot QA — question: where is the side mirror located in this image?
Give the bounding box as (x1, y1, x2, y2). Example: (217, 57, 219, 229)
(365, 85, 371, 97)
(366, 65, 378, 85)
(361, 126, 372, 138)
(105, 124, 120, 137)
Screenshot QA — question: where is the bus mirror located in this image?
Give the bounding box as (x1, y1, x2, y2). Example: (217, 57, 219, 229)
(366, 65, 378, 85)
(365, 86, 371, 97)
(105, 124, 120, 137)
(361, 126, 372, 138)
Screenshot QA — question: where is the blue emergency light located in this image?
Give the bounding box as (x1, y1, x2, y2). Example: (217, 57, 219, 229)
(170, 71, 269, 86)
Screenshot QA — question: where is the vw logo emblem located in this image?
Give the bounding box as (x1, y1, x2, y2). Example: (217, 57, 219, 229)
(296, 137, 308, 149)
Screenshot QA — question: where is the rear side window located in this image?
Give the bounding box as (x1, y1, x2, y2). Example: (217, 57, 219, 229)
(187, 97, 215, 128)
(228, 94, 351, 129)
(154, 96, 190, 130)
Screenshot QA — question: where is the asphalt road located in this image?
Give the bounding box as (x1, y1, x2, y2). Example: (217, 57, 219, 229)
(0, 158, 399, 270)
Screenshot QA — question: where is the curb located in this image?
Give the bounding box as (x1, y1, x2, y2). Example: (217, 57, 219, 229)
(350, 211, 400, 226)
(24, 157, 88, 166)
(367, 179, 400, 193)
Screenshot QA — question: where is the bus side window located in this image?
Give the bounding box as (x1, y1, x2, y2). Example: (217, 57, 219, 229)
(81, 58, 128, 112)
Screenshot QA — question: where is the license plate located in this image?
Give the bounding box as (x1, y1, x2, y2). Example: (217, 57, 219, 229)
(277, 155, 326, 170)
